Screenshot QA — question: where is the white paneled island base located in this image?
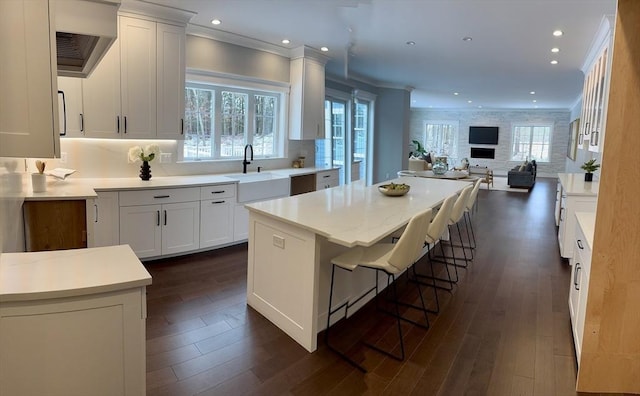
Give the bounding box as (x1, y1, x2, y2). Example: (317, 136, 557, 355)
(245, 177, 470, 352)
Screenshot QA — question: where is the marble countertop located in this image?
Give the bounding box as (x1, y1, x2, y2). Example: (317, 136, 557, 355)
(558, 173, 599, 196)
(0, 245, 152, 302)
(576, 212, 596, 251)
(5, 166, 337, 201)
(246, 177, 469, 248)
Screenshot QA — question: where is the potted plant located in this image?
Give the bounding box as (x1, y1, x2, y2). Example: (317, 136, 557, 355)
(581, 159, 600, 182)
(411, 140, 427, 160)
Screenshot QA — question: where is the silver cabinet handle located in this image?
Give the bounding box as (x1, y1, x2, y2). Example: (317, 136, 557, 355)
(574, 264, 581, 290)
(577, 240, 584, 250)
(94, 204, 98, 223)
(154, 195, 170, 199)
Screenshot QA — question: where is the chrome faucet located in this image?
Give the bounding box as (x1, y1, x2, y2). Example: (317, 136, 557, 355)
(243, 144, 253, 173)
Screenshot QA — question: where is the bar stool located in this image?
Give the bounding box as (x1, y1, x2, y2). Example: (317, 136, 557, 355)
(430, 185, 473, 269)
(325, 208, 432, 372)
(463, 179, 483, 255)
(412, 194, 458, 296)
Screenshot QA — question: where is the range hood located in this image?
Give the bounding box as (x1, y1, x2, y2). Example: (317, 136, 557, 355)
(55, 0, 120, 78)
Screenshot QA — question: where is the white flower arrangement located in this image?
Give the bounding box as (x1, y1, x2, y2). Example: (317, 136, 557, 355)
(128, 144, 160, 163)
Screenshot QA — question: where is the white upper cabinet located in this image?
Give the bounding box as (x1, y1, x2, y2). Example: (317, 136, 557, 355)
(156, 23, 186, 139)
(0, 0, 60, 158)
(82, 38, 123, 138)
(119, 15, 157, 139)
(289, 47, 328, 140)
(57, 77, 84, 137)
(75, 5, 193, 140)
(578, 16, 614, 153)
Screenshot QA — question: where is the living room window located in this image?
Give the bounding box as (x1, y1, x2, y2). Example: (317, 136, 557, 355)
(182, 74, 286, 161)
(423, 121, 458, 157)
(511, 124, 552, 162)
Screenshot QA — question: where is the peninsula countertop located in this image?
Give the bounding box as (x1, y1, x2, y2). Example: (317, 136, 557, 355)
(246, 177, 470, 247)
(576, 211, 597, 250)
(0, 245, 152, 302)
(558, 173, 599, 196)
(5, 166, 338, 201)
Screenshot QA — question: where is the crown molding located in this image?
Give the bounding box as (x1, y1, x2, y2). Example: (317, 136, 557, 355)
(119, 0, 196, 25)
(187, 24, 293, 58)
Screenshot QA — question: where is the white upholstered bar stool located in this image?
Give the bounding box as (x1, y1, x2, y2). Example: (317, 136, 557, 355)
(463, 179, 483, 255)
(431, 185, 473, 268)
(325, 208, 433, 372)
(412, 194, 458, 296)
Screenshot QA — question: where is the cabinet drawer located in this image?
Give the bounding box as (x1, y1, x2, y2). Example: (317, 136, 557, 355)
(119, 187, 200, 206)
(575, 224, 592, 266)
(200, 184, 236, 200)
(316, 170, 339, 189)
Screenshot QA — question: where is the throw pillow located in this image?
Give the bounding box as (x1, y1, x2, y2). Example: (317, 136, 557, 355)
(519, 165, 526, 171)
(525, 163, 533, 172)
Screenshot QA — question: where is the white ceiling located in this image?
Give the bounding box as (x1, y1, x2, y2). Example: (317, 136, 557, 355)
(143, 0, 616, 110)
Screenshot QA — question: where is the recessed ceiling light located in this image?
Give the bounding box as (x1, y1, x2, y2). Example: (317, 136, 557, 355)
(462, 36, 473, 42)
(551, 47, 560, 53)
(478, 105, 482, 109)
(211, 19, 221, 25)
(467, 100, 473, 104)
(530, 91, 536, 95)
(406, 41, 416, 46)
(320, 47, 329, 52)
(535, 105, 539, 109)
(282, 39, 290, 44)
(553, 30, 563, 37)
(550, 60, 559, 65)
(533, 100, 537, 103)
(454, 92, 459, 96)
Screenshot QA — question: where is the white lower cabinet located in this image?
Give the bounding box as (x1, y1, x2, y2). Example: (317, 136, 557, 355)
(0, 287, 147, 395)
(316, 169, 339, 190)
(90, 191, 120, 248)
(557, 194, 596, 258)
(119, 188, 200, 259)
(568, 219, 592, 364)
(234, 204, 250, 242)
(200, 184, 236, 249)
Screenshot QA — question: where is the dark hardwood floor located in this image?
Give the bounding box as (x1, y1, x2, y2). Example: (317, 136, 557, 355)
(143, 177, 609, 395)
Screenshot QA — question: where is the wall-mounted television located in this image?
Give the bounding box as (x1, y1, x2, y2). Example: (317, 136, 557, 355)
(469, 126, 499, 145)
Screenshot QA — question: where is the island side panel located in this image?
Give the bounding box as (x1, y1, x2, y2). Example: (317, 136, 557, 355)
(247, 211, 321, 352)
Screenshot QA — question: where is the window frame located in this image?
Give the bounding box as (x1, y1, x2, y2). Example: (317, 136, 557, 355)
(422, 120, 459, 157)
(510, 123, 553, 163)
(180, 70, 289, 162)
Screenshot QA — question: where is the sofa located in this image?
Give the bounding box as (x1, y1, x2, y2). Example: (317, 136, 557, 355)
(508, 160, 537, 189)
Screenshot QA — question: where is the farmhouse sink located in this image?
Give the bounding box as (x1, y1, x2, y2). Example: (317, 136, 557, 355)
(225, 172, 290, 203)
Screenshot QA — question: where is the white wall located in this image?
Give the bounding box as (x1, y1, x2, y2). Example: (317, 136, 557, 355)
(410, 108, 571, 177)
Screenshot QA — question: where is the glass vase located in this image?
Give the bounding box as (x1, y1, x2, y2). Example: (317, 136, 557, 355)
(432, 160, 447, 175)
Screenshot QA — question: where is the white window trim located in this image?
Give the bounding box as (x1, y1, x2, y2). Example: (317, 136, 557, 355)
(179, 69, 290, 162)
(422, 120, 459, 157)
(509, 122, 553, 163)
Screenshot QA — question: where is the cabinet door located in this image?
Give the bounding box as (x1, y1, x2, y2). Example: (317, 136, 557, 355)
(120, 16, 157, 139)
(589, 48, 609, 153)
(92, 191, 120, 248)
(23, 200, 87, 252)
(57, 77, 84, 137)
(289, 58, 325, 140)
(302, 59, 325, 140)
(234, 204, 249, 241)
(82, 39, 122, 138)
(156, 22, 185, 140)
(162, 201, 200, 255)
(0, 0, 60, 158)
(120, 204, 162, 258)
(200, 199, 233, 248)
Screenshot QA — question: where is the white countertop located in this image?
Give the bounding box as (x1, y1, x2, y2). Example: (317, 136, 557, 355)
(558, 173, 599, 196)
(576, 212, 596, 250)
(0, 245, 152, 302)
(5, 166, 337, 201)
(246, 177, 469, 247)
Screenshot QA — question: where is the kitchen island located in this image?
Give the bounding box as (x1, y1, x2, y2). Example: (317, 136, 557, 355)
(245, 177, 469, 352)
(0, 245, 151, 395)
